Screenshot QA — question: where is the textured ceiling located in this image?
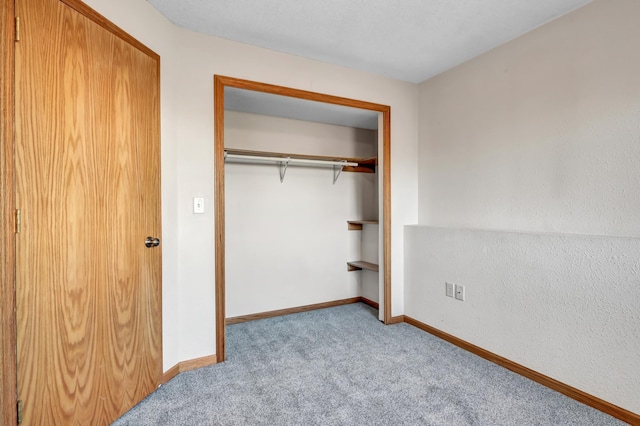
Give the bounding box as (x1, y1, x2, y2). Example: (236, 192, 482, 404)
(147, 0, 591, 83)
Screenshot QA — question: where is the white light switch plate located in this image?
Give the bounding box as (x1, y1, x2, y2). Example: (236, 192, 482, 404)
(193, 197, 205, 214)
(445, 282, 455, 298)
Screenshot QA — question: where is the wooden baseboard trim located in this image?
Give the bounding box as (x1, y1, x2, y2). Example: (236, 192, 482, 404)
(161, 354, 218, 384)
(387, 315, 405, 325)
(225, 297, 364, 325)
(403, 316, 639, 424)
(360, 297, 379, 310)
(160, 364, 181, 384)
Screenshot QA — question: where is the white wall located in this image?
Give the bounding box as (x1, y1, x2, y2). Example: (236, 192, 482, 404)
(418, 0, 640, 236)
(82, 0, 419, 369)
(224, 111, 378, 316)
(411, 0, 640, 414)
(405, 226, 640, 414)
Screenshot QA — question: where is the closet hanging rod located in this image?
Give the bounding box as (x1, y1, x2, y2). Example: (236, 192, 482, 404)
(224, 152, 358, 168)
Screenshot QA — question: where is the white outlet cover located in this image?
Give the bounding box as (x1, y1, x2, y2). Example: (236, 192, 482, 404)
(455, 284, 465, 301)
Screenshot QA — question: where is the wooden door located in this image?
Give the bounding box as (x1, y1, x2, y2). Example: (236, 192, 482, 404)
(15, 0, 162, 424)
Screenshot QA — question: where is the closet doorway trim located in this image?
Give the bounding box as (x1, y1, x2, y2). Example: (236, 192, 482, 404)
(214, 75, 392, 362)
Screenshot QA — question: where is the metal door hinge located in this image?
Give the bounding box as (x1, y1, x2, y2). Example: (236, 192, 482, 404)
(15, 209, 21, 234)
(17, 400, 23, 424)
(15, 17, 20, 42)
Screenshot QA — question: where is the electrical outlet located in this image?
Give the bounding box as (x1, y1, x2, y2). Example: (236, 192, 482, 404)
(455, 284, 465, 301)
(445, 282, 455, 298)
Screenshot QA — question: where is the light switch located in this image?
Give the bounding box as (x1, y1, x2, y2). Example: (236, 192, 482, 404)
(445, 282, 455, 298)
(193, 197, 205, 214)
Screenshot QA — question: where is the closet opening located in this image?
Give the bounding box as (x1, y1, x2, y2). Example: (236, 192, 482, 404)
(214, 76, 391, 361)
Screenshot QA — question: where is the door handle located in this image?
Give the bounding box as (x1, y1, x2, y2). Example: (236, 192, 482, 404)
(145, 236, 160, 248)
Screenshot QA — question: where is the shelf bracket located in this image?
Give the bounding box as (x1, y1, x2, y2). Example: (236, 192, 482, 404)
(333, 161, 347, 184)
(279, 158, 290, 183)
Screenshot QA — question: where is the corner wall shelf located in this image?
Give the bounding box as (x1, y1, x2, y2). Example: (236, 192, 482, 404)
(347, 261, 379, 272)
(347, 220, 379, 272)
(347, 220, 379, 231)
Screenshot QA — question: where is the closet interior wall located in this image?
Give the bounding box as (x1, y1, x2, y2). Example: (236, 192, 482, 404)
(224, 110, 378, 318)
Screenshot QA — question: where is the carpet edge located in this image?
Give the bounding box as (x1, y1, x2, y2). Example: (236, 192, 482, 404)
(403, 315, 638, 425)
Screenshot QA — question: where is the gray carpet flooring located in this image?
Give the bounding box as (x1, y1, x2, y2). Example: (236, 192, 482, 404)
(113, 303, 624, 425)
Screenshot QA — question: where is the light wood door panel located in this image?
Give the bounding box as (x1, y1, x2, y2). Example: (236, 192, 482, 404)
(15, 0, 161, 424)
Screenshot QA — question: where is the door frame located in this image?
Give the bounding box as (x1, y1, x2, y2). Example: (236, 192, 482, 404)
(1, 1, 160, 424)
(214, 75, 392, 362)
(1, 0, 17, 423)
